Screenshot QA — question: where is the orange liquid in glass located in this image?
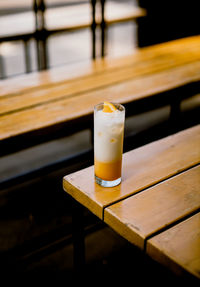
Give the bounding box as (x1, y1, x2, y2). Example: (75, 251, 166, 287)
(95, 158, 122, 181)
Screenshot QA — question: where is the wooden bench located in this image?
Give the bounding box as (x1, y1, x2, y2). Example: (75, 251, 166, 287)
(63, 125, 200, 279)
(147, 212, 200, 279)
(1, 35, 200, 157)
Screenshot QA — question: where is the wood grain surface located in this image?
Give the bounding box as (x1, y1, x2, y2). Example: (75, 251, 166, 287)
(63, 125, 200, 219)
(1, 35, 199, 98)
(104, 165, 200, 249)
(146, 212, 200, 278)
(1, 36, 200, 150)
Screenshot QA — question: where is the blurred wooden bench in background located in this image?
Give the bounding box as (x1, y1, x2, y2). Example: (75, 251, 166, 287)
(1, 35, 200, 157)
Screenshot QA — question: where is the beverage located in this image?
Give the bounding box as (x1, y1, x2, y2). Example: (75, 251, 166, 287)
(94, 102, 125, 187)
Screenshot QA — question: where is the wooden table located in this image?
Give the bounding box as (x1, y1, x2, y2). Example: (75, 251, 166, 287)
(0, 35, 200, 156)
(63, 125, 200, 279)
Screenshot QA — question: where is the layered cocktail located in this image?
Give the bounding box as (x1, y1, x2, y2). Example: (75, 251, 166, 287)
(94, 102, 125, 187)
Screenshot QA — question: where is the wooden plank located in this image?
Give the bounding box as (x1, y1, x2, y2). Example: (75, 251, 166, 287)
(146, 213, 200, 279)
(0, 59, 96, 97)
(63, 125, 200, 219)
(1, 62, 200, 142)
(104, 166, 200, 250)
(0, 35, 199, 98)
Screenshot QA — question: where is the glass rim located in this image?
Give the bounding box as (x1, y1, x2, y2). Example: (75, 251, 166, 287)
(94, 102, 125, 112)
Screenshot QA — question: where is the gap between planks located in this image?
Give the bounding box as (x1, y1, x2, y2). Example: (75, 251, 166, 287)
(101, 162, 200, 221)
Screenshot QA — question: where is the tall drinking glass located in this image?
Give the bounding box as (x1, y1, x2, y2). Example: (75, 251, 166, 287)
(94, 102, 125, 187)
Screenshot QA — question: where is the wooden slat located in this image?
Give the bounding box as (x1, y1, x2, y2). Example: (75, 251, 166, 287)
(63, 125, 200, 219)
(146, 213, 200, 279)
(104, 165, 200, 249)
(0, 60, 96, 97)
(1, 62, 200, 141)
(0, 35, 199, 98)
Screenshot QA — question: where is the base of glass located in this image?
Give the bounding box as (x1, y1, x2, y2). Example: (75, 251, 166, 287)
(95, 175, 121, 187)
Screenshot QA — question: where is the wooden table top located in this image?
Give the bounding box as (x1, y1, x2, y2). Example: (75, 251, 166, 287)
(147, 212, 200, 279)
(104, 165, 200, 249)
(63, 125, 200, 278)
(63, 125, 200, 219)
(1, 36, 200, 147)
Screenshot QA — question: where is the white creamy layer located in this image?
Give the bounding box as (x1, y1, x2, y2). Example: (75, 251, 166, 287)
(94, 109, 125, 162)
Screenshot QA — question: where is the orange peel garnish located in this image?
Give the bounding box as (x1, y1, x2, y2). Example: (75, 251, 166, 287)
(102, 101, 117, 113)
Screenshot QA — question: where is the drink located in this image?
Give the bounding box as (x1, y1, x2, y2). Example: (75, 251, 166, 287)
(94, 102, 125, 187)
